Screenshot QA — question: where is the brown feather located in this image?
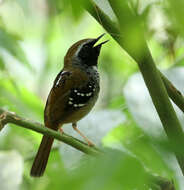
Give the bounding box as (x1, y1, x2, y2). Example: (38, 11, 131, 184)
(64, 39, 92, 65)
(30, 135, 54, 177)
(44, 68, 89, 126)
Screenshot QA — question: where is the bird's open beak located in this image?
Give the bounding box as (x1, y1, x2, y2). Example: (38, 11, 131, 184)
(91, 33, 109, 48)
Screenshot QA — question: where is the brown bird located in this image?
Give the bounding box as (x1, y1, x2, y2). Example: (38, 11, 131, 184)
(30, 34, 108, 177)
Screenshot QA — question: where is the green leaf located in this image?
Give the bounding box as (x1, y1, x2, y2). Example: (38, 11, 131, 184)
(18, 87, 44, 120)
(61, 0, 89, 21)
(57, 150, 154, 190)
(0, 28, 31, 70)
(0, 78, 43, 120)
(69, 0, 85, 21)
(103, 122, 172, 178)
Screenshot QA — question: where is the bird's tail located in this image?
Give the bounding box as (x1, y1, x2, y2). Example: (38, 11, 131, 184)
(30, 135, 54, 177)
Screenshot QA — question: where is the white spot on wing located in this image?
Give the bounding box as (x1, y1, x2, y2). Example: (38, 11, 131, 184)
(92, 66, 98, 71)
(55, 71, 69, 86)
(78, 103, 85, 107)
(56, 76, 62, 86)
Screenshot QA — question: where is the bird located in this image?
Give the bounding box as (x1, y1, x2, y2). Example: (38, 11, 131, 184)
(30, 34, 108, 177)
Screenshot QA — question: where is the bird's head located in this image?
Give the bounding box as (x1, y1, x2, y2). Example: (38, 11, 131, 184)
(64, 34, 108, 67)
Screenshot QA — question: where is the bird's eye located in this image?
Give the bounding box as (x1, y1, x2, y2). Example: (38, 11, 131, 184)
(83, 44, 89, 49)
(78, 44, 91, 60)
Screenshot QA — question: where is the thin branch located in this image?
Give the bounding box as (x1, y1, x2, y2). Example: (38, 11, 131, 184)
(0, 108, 175, 189)
(0, 108, 101, 156)
(159, 71, 184, 113)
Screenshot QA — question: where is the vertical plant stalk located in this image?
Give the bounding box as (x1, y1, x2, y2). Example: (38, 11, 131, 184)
(84, 1, 184, 174)
(85, 2, 184, 114)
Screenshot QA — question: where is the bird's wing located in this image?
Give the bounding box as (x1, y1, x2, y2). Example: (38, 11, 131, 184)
(44, 69, 88, 128)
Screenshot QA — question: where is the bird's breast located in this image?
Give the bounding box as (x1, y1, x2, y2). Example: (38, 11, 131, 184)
(62, 67, 100, 123)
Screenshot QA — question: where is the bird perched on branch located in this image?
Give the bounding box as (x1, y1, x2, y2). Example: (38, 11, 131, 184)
(30, 34, 108, 177)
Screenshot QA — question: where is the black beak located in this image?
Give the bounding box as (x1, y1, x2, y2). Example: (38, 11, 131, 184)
(90, 33, 109, 48)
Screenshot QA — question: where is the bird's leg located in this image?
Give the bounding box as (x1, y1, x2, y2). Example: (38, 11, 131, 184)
(59, 128, 64, 135)
(72, 123, 94, 146)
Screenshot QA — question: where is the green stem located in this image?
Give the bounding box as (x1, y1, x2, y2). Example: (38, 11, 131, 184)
(84, 2, 120, 41)
(85, 0, 184, 174)
(85, 2, 184, 114)
(0, 109, 175, 189)
(159, 71, 184, 113)
(0, 108, 100, 156)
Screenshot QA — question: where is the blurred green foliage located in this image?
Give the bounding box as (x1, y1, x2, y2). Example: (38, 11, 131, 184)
(0, 0, 184, 189)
